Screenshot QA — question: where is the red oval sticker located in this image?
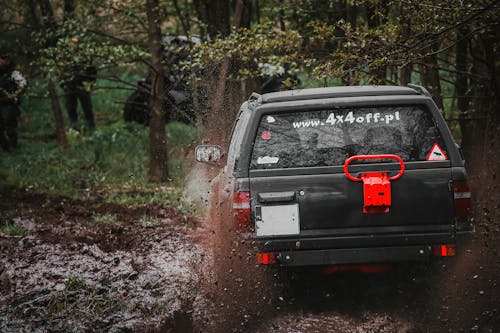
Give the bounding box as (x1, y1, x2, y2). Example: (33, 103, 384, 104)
(261, 131, 271, 140)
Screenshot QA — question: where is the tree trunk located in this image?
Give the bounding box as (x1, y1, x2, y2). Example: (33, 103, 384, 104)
(400, 64, 412, 85)
(38, 0, 56, 29)
(173, 0, 190, 35)
(203, 0, 245, 141)
(63, 0, 76, 21)
(146, 0, 169, 183)
(24, 0, 41, 28)
(205, 0, 230, 38)
(456, 27, 469, 145)
(47, 80, 68, 149)
(420, 42, 443, 110)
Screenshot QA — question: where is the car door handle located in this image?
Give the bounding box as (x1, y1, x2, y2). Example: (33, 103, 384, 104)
(258, 191, 296, 203)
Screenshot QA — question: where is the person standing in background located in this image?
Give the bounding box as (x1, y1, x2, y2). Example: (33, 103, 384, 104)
(60, 37, 97, 130)
(0, 55, 27, 150)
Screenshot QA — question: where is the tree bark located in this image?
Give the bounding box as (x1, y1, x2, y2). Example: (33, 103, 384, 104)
(400, 64, 412, 85)
(146, 0, 169, 182)
(205, 0, 230, 38)
(38, 0, 56, 29)
(24, 0, 41, 28)
(47, 80, 68, 149)
(456, 27, 469, 146)
(63, 0, 76, 21)
(420, 41, 443, 110)
(173, 0, 190, 35)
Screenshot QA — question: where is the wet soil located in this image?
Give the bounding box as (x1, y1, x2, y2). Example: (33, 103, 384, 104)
(0, 188, 205, 332)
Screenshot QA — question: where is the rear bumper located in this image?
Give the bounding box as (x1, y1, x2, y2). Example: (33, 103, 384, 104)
(258, 231, 455, 252)
(254, 228, 467, 266)
(275, 245, 431, 266)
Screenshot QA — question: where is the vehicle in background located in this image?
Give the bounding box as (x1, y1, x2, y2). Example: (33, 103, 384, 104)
(123, 35, 201, 125)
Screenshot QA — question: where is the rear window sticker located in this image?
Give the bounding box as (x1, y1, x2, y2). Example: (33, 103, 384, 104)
(257, 156, 279, 164)
(293, 111, 401, 128)
(426, 143, 447, 161)
(266, 116, 276, 123)
(261, 130, 272, 140)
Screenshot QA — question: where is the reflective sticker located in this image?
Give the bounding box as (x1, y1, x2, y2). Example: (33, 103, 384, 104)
(261, 130, 271, 140)
(257, 156, 279, 164)
(295, 111, 401, 128)
(426, 143, 447, 161)
(266, 116, 276, 123)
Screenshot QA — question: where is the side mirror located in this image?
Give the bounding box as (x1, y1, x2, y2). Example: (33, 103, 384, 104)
(195, 145, 223, 164)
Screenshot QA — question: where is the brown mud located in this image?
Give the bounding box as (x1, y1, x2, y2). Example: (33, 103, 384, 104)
(0, 188, 205, 332)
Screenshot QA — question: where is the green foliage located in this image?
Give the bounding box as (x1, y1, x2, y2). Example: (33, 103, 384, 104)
(0, 222, 29, 236)
(139, 215, 162, 228)
(92, 213, 119, 225)
(65, 274, 88, 291)
(189, 23, 302, 79)
(30, 18, 148, 81)
(46, 274, 123, 327)
(105, 186, 193, 214)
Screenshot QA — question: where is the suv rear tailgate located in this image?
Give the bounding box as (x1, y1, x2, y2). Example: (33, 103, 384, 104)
(248, 104, 455, 245)
(250, 162, 453, 234)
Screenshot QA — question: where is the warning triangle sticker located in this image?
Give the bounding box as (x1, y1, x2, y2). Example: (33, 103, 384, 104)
(426, 143, 447, 161)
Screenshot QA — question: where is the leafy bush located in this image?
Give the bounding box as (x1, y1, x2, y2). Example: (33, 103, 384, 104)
(0, 222, 29, 236)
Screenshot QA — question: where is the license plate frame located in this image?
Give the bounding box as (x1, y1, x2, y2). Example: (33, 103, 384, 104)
(255, 204, 300, 237)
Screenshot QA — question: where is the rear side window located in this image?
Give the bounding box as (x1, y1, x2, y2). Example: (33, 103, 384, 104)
(250, 105, 447, 169)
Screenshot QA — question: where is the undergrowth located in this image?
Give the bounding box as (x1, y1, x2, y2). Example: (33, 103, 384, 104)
(0, 222, 29, 236)
(0, 72, 201, 212)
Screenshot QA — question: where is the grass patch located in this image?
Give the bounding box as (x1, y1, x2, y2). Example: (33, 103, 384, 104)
(46, 277, 123, 329)
(0, 222, 29, 236)
(92, 213, 119, 225)
(65, 274, 88, 291)
(105, 185, 189, 210)
(139, 214, 162, 228)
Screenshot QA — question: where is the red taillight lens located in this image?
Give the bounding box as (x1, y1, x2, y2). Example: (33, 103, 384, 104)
(233, 191, 251, 229)
(453, 180, 472, 221)
(432, 244, 456, 257)
(256, 252, 276, 265)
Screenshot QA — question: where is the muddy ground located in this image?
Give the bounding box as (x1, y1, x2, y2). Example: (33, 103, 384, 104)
(1, 138, 499, 332)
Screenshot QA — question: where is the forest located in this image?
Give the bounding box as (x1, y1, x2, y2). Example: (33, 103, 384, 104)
(1, 0, 499, 332)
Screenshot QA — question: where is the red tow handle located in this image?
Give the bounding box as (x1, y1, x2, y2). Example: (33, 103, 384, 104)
(344, 154, 405, 181)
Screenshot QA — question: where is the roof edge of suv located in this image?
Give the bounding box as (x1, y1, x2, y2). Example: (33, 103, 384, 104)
(250, 84, 428, 105)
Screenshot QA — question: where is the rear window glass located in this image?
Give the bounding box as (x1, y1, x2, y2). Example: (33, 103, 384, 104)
(250, 105, 447, 169)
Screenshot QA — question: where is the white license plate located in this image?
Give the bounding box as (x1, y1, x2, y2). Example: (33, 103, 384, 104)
(255, 204, 300, 236)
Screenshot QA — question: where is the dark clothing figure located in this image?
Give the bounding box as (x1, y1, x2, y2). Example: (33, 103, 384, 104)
(0, 103, 20, 150)
(0, 57, 26, 150)
(61, 65, 97, 129)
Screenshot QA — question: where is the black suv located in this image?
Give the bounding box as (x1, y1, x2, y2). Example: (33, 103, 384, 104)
(196, 85, 473, 267)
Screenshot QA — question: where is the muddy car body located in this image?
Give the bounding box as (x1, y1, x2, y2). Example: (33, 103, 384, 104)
(198, 85, 473, 267)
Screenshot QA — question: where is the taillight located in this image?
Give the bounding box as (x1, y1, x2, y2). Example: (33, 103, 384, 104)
(233, 191, 251, 229)
(432, 244, 456, 257)
(256, 252, 276, 265)
(453, 180, 472, 221)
